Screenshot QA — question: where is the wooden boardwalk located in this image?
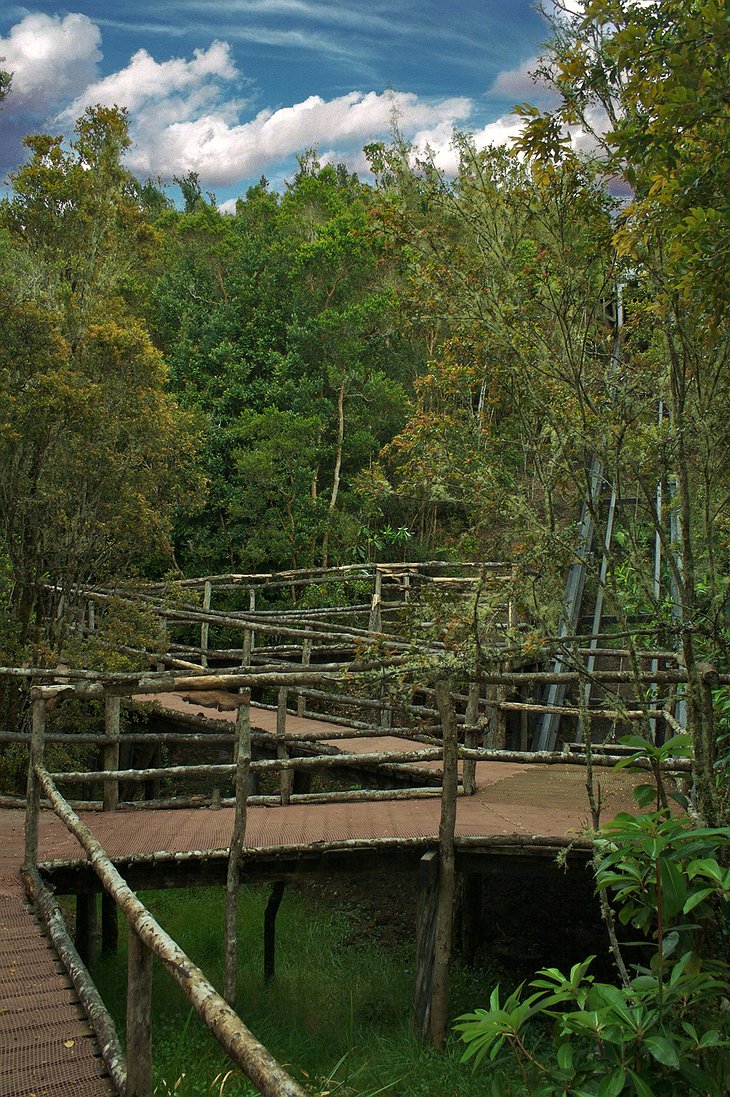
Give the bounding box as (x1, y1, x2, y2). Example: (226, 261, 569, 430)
(0, 811, 115, 1096)
(0, 695, 638, 1096)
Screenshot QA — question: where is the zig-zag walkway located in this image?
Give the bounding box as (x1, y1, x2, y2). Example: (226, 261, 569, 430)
(0, 695, 639, 1096)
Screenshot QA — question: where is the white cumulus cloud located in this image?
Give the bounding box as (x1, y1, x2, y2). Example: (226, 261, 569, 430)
(0, 12, 102, 114)
(0, 10, 527, 192)
(122, 88, 473, 187)
(60, 40, 239, 121)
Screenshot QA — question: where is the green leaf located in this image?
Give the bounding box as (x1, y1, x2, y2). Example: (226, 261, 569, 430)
(643, 1035, 680, 1068)
(660, 859, 687, 919)
(597, 1067, 626, 1097)
(556, 1041, 573, 1072)
(661, 930, 680, 959)
(682, 887, 715, 913)
(633, 784, 657, 808)
(629, 1070, 656, 1097)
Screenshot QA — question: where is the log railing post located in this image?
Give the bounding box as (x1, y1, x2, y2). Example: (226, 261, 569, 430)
(297, 638, 312, 717)
(276, 687, 292, 805)
(413, 849, 439, 1041)
(156, 617, 167, 672)
(463, 681, 480, 796)
(224, 689, 251, 1007)
(24, 694, 46, 869)
(508, 564, 519, 630)
(429, 681, 459, 1048)
(368, 568, 382, 633)
(263, 880, 287, 982)
(249, 589, 256, 654)
(103, 693, 121, 813)
(200, 580, 212, 668)
(126, 928, 153, 1097)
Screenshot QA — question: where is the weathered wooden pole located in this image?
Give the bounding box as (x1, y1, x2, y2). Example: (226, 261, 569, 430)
(462, 682, 480, 796)
(103, 693, 121, 813)
(126, 928, 153, 1097)
(413, 849, 439, 1040)
(296, 638, 312, 717)
(263, 880, 287, 981)
(249, 589, 256, 654)
(200, 580, 212, 668)
(276, 688, 293, 806)
(429, 680, 459, 1048)
(24, 695, 46, 869)
(368, 568, 382, 633)
(224, 689, 251, 1007)
(36, 765, 309, 1097)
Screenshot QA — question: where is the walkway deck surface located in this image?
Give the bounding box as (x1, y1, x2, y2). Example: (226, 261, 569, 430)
(0, 693, 637, 1096)
(0, 812, 115, 1096)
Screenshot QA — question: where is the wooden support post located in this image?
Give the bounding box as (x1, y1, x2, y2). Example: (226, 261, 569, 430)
(249, 589, 256, 654)
(496, 685, 508, 749)
(463, 682, 480, 796)
(157, 618, 167, 672)
(224, 690, 251, 1007)
(380, 693, 392, 730)
(508, 564, 519, 630)
(24, 695, 46, 869)
(103, 694, 121, 813)
(242, 627, 252, 667)
(461, 874, 482, 966)
(264, 880, 287, 982)
(101, 894, 118, 956)
(519, 686, 529, 752)
(369, 568, 382, 633)
(486, 684, 509, 750)
(429, 681, 459, 1048)
(277, 687, 293, 806)
(126, 929, 153, 1097)
(413, 849, 439, 1041)
(75, 893, 97, 967)
(297, 638, 312, 717)
(200, 580, 212, 668)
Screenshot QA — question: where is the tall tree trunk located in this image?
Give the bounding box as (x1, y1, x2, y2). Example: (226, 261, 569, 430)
(321, 378, 345, 568)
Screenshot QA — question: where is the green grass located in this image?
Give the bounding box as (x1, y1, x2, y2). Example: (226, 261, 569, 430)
(91, 883, 513, 1096)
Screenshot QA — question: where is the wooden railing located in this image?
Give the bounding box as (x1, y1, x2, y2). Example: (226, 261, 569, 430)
(7, 622, 707, 1085)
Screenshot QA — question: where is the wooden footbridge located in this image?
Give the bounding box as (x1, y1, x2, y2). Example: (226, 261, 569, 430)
(0, 563, 697, 1096)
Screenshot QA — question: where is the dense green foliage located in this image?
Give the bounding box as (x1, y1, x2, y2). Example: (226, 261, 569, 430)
(456, 779, 730, 1095)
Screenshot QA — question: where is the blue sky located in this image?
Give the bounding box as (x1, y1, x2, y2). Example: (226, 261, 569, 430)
(0, 2, 557, 208)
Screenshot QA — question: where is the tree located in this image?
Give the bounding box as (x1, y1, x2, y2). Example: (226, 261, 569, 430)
(517, 0, 730, 824)
(149, 157, 412, 574)
(0, 108, 202, 647)
(365, 2, 729, 825)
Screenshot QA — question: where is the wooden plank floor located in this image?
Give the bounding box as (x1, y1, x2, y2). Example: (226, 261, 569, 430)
(0, 693, 638, 1096)
(0, 813, 115, 1096)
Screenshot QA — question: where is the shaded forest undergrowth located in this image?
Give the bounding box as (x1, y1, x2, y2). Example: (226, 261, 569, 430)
(87, 878, 532, 1096)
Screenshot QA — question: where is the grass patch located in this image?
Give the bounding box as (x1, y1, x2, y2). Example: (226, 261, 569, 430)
(91, 882, 511, 1095)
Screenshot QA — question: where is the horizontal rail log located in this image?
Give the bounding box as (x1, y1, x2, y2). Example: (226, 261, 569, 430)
(22, 866, 127, 1094)
(35, 767, 308, 1097)
(49, 748, 444, 784)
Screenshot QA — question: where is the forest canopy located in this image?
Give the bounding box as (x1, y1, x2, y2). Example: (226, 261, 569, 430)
(0, 0, 727, 696)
